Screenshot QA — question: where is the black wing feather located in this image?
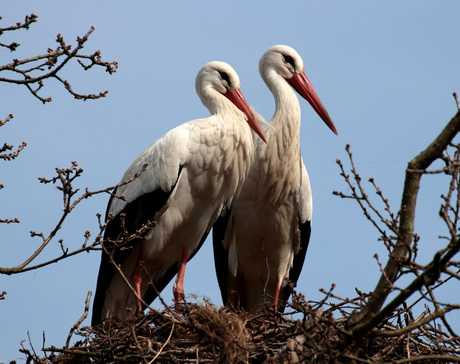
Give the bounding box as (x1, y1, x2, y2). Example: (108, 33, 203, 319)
(278, 217, 311, 311)
(212, 206, 232, 305)
(91, 166, 183, 326)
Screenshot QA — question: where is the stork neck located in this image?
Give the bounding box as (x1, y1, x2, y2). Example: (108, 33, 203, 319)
(269, 75, 301, 145)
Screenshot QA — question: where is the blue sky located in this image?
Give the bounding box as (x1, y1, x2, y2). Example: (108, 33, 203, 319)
(1, 2, 460, 362)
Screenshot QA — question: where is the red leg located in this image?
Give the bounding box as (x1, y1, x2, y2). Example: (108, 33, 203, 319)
(272, 277, 281, 311)
(173, 249, 189, 311)
(131, 246, 144, 314)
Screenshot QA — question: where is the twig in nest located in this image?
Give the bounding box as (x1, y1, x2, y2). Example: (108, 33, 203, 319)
(65, 291, 92, 348)
(149, 323, 174, 363)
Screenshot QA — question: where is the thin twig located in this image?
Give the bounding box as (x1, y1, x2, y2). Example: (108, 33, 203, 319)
(0, 163, 148, 275)
(349, 110, 460, 334)
(65, 291, 92, 348)
(372, 305, 457, 337)
(149, 323, 175, 363)
(1, 18, 117, 103)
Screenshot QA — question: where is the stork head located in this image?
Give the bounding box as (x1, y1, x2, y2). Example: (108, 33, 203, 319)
(259, 45, 338, 135)
(196, 61, 267, 143)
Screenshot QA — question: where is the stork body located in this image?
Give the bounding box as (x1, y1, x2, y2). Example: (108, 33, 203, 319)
(213, 45, 337, 312)
(92, 61, 266, 325)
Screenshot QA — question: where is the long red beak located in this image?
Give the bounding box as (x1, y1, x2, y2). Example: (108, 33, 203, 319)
(224, 88, 267, 143)
(288, 72, 338, 135)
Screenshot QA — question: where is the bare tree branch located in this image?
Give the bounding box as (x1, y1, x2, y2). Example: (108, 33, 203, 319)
(0, 162, 148, 275)
(1, 114, 26, 224)
(345, 109, 460, 335)
(0, 114, 27, 162)
(0, 15, 117, 103)
(0, 14, 38, 51)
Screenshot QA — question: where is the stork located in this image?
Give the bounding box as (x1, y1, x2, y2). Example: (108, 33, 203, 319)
(213, 45, 337, 312)
(92, 61, 266, 325)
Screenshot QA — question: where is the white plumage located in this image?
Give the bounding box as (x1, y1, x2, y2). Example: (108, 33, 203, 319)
(213, 45, 337, 312)
(92, 61, 266, 325)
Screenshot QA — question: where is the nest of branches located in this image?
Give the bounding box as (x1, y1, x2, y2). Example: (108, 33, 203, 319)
(20, 289, 460, 364)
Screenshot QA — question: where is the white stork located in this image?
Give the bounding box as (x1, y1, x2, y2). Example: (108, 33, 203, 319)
(213, 45, 337, 312)
(92, 61, 266, 325)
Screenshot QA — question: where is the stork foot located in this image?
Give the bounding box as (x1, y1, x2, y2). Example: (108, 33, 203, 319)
(173, 285, 185, 311)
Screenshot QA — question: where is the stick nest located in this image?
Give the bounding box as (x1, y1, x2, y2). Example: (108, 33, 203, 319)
(19, 290, 460, 364)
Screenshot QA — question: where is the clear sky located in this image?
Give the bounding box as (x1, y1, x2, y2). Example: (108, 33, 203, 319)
(1, 2, 460, 362)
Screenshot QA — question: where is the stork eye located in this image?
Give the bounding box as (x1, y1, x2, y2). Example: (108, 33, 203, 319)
(219, 71, 231, 85)
(283, 54, 295, 68)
